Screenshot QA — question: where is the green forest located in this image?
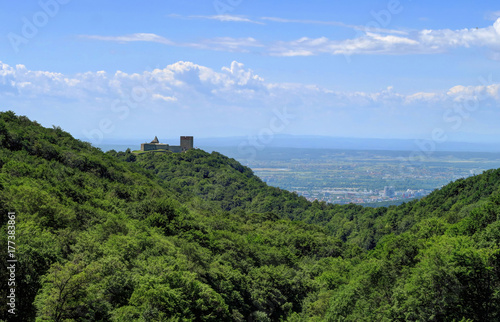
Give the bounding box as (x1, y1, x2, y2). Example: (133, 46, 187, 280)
(0, 111, 499, 321)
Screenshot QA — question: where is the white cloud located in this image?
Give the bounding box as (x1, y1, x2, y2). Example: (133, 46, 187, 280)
(261, 16, 408, 35)
(152, 94, 177, 102)
(221, 61, 264, 86)
(187, 14, 264, 25)
(447, 83, 500, 101)
(2, 60, 500, 113)
(0, 60, 271, 107)
(269, 18, 500, 56)
(270, 33, 420, 56)
(405, 92, 440, 104)
(419, 22, 500, 50)
(275, 49, 315, 57)
(82, 33, 174, 45)
(188, 37, 263, 53)
(83, 18, 500, 57)
(81, 33, 262, 53)
(5, 60, 500, 141)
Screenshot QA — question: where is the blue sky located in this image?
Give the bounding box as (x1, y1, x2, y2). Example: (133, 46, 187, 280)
(1, 0, 500, 145)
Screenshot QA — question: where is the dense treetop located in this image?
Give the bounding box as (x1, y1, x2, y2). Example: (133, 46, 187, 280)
(0, 111, 498, 321)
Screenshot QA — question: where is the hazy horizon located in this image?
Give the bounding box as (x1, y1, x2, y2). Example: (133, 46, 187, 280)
(2, 1, 500, 147)
(92, 134, 500, 155)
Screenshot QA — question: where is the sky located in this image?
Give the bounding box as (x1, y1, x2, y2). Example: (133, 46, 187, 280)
(1, 0, 500, 146)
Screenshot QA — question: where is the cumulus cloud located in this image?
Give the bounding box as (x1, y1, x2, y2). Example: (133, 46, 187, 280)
(0, 62, 85, 97)
(270, 18, 500, 56)
(5, 60, 500, 141)
(1, 60, 500, 111)
(405, 92, 440, 104)
(152, 94, 177, 102)
(447, 83, 500, 101)
(0, 61, 269, 105)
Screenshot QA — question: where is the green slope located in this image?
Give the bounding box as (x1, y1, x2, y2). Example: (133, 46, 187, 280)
(0, 111, 499, 321)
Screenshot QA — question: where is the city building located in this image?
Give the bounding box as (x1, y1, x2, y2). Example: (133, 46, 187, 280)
(383, 186, 395, 197)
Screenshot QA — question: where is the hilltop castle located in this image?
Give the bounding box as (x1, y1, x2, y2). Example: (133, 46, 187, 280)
(140, 136, 194, 152)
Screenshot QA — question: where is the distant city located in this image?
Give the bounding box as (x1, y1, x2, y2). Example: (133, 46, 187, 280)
(97, 143, 500, 207)
(225, 148, 497, 207)
(290, 186, 432, 205)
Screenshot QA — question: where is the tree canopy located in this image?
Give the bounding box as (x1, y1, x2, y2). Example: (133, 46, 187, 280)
(0, 111, 498, 321)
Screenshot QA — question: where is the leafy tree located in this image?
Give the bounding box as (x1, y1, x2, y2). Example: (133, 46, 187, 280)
(0, 111, 498, 320)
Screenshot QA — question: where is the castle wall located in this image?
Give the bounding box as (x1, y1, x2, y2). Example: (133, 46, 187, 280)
(141, 143, 183, 152)
(168, 146, 182, 153)
(141, 136, 193, 152)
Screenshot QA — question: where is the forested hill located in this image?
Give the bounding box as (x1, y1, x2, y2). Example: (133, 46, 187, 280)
(0, 111, 499, 321)
(111, 146, 500, 251)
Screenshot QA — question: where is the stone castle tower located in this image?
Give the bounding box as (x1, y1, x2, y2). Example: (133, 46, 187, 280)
(140, 136, 194, 152)
(180, 136, 194, 151)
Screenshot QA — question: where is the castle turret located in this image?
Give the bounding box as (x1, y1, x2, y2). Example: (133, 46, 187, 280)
(180, 136, 193, 151)
(140, 136, 193, 152)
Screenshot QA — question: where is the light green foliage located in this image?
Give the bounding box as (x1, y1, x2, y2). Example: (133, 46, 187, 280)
(0, 111, 498, 321)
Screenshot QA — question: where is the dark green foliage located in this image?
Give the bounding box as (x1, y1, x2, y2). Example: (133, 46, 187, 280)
(0, 111, 499, 321)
